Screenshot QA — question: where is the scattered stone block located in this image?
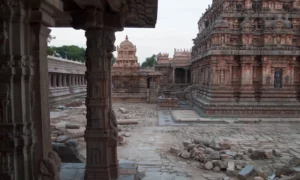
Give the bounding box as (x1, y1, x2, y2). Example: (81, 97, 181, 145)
(119, 108, 128, 114)
(242, 155, 252, 161)
(204, 161, 214, 170)
(248, 148, 254, 154)
(124, 132, 131, 137)
(213, 166, 221, 172)
(194, 137, 211, 146)
(205, 148, 214, 154)
(272, 149, 282, 157)
(118, 135, 125, 145)
(220, 160, 228, 170)
(254, 167, 267, 180)
(209, 151, 220, 160)
(198, 154, 206, 163)
(221, 154, 229, 160)
(65, 124, 80, 129)
(265, 151, 273, 159)
(65, 139, 78, 148)
(236, 165, 243, 170)
(57, 105, 66, 110)
(187, 144, 196, 151)
(170, 147, 181, 155)
(55, 135, 71, 143)
(253, 177, 264, 180)
(213, 145, 222, 151)
(181, 151, 191, 159)
(182, 141, 190, 147)
(237, 165, 254, 180)
(219, 140, 231, 150)
(226, 161, 236, 177)
(250, 150, 266, 160)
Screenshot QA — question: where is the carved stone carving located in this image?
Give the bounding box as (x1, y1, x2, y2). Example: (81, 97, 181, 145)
(40, 151, 61, 180)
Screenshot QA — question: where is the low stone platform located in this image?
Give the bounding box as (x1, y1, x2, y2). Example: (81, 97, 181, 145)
(158, 109, 300, 126)
(60, 161, 138, 180)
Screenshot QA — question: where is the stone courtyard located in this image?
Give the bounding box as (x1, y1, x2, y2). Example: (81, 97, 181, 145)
(51, 102, 300, 180)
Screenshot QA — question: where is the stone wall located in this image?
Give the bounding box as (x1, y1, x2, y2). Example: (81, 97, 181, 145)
(48, 56, 86, 105)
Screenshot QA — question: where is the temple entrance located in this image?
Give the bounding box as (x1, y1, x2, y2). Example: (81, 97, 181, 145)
(274, 69, 283, 89)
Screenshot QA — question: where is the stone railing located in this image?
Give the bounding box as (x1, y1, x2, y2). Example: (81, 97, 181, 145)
(48, 56, 87, 104)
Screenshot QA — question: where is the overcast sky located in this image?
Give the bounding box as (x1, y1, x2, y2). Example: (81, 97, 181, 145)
(49, 0, 211, 63)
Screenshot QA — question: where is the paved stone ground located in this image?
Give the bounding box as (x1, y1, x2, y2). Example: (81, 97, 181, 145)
(52, 103, 300, 180)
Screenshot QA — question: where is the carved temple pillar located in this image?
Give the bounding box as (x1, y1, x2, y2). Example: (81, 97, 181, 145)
(58, 74, 62, 87)
(240, 56, 254, 86)
(172, 68, 175, 84)
(84, 28, 119, 180)
(185, 68, 188, 84)
(63, 74, 67, 87)
(53, 74, 57, 87)
(49, 73, 52, 87)
(0, 1, 61, 180)
(71, 7, 122, 179)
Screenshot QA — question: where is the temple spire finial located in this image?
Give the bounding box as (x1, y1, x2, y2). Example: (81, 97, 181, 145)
(125, 35, 128, 41)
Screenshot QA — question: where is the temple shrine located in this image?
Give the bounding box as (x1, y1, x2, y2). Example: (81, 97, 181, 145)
(155, 49, 192, 94)
(112, 36, 161, 103)
(189, 0, 300, 117)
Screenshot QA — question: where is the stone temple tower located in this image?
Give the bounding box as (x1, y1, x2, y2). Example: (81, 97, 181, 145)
(190, 0, 300, 117)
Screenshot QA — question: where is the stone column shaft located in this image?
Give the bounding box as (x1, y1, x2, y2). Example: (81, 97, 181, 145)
(0, 2, 60, 179)
(53, 74, 57, 87)
(58, 74, 62, 87)
(172, 68, 175, 84)
(84, 28, 118, 180)
(49, 73, 52, 87)
(185, 69, 188, 84)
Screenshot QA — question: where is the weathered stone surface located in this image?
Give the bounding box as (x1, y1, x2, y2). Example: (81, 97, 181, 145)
(250, 150, 266, 160)
(237, 165, 254, 180)
(52, 142, 84, 163)
(213, 166, 221, 172)
(56, 135, 71, 143)
(265, 151, 274, 159)
(124, 132, 131, 137)
(170, 147, 181, 155)
(219, 140, 231, 150)
(226, 161, 236, 177)
(181, 151, 191, 159)
(182, 141, 190, 147)
(119, 108, 129, 114)
(194, 137, 211, 146)
(209, 151, 220, 160)
(205, 148, 214, 154)
(221, 154, 229, 160)
(198, 153, 206, 163)
(65, 124, 80, 129)
(254, 167, 267, 180)
(272, 149, 282, 157)
(253, 177, 264, 180)
(204, 161, 214, 170)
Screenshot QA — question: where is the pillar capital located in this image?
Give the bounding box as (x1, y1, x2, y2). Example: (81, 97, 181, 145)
(72, 7, 124, 31)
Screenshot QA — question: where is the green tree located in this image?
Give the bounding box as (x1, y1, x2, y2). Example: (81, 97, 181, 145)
(47, 45, 86, 62)
(112, 57, 116, 65)
(141, 55, 157, 67)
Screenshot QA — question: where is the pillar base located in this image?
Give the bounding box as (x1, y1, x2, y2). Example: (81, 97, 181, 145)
(85, 167, 110, 180)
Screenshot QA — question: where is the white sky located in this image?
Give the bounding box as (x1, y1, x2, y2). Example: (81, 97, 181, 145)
(49, 0, 211, 63)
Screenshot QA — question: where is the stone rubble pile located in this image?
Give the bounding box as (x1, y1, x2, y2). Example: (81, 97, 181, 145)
(117, 107, 133, 146)
(169, 137, 300, 180)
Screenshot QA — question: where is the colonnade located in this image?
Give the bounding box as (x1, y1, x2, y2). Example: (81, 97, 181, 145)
(48, 73, 86, 88)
